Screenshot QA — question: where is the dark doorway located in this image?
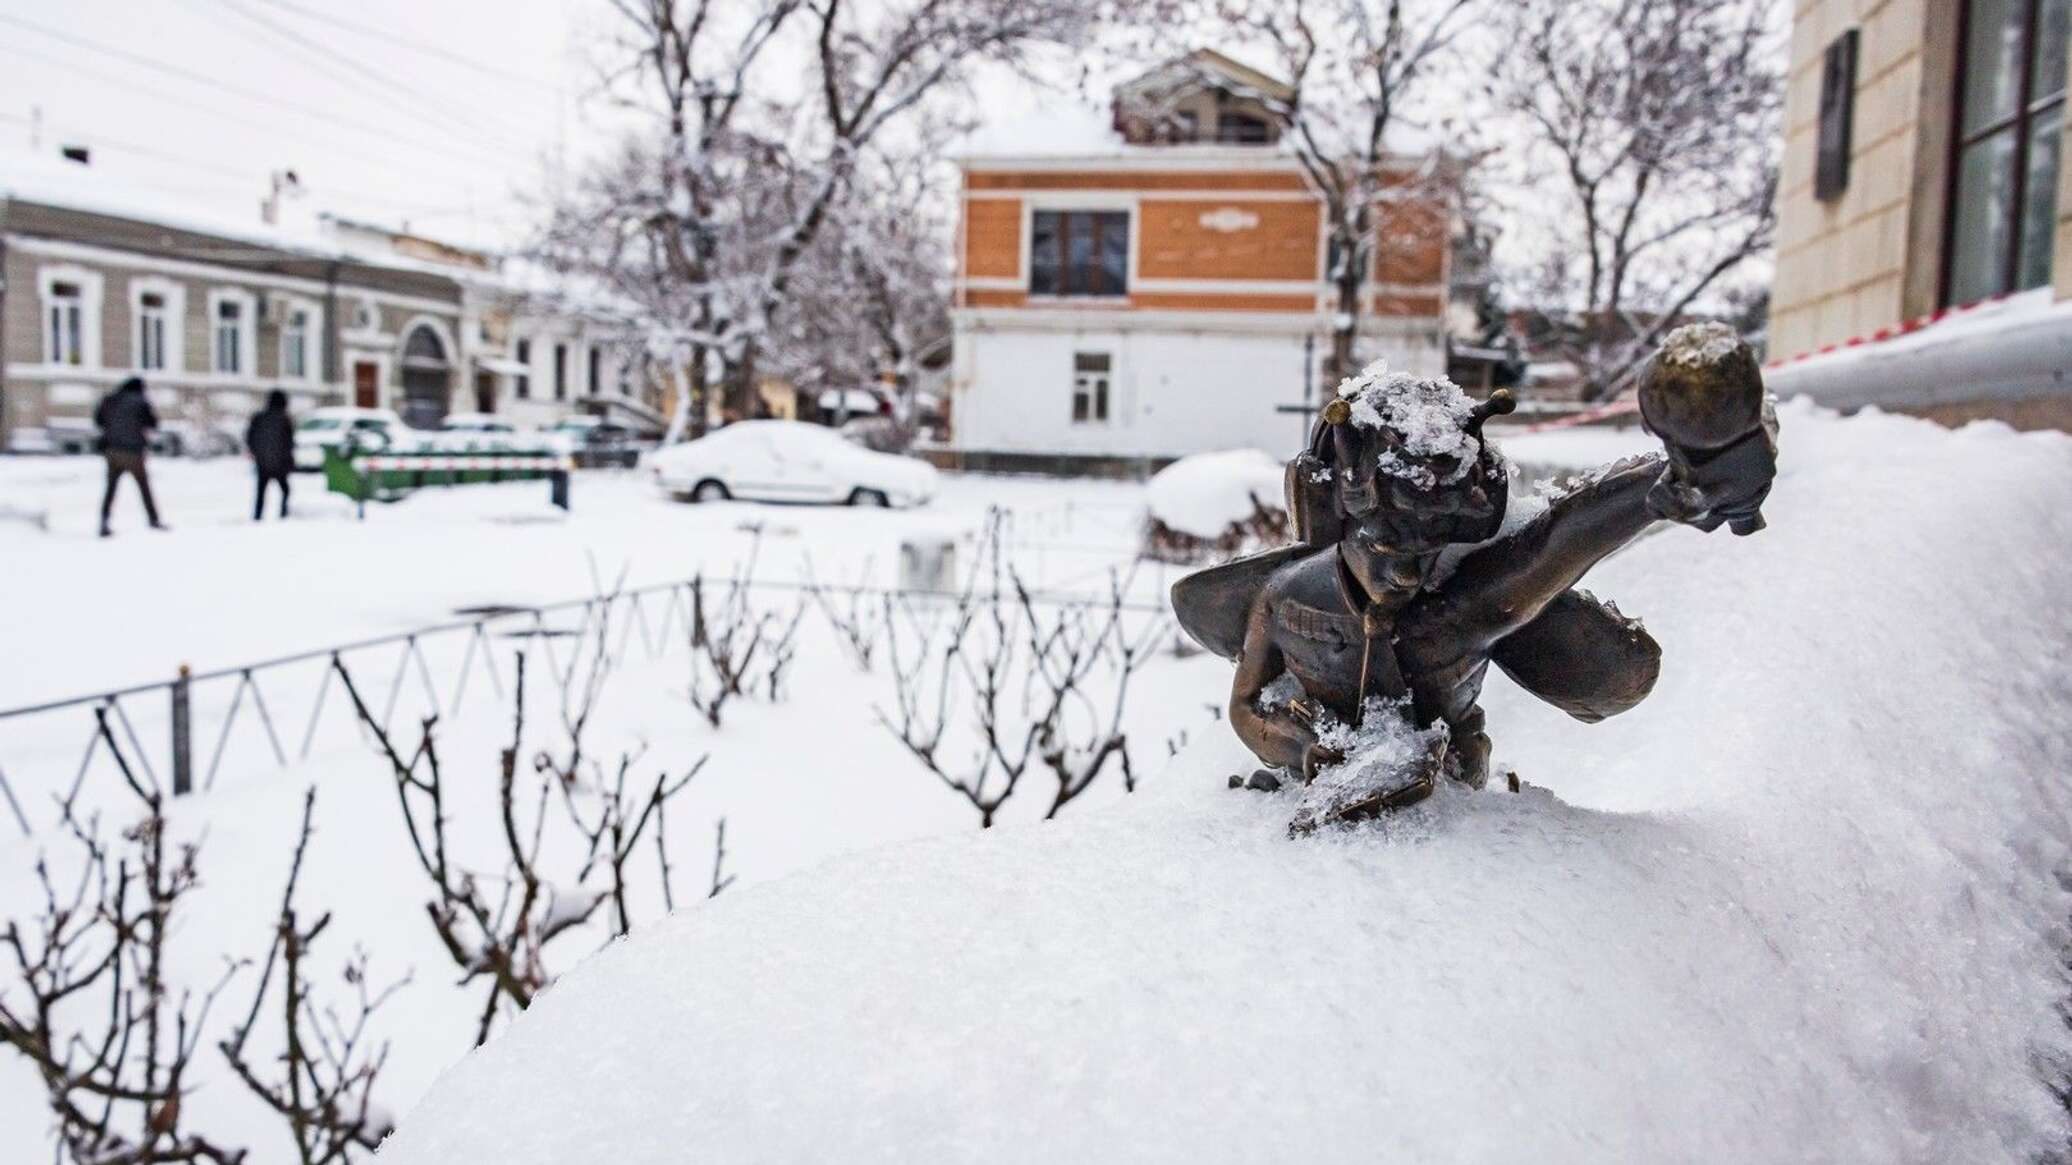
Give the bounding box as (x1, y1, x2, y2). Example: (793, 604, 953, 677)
(474, 371, 496, 414)
(399, 325, 452, 429)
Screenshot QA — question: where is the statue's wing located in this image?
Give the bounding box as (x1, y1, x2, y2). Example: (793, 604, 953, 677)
(1490, 589, 1661, 723)
(1169, 545, 1308, 660)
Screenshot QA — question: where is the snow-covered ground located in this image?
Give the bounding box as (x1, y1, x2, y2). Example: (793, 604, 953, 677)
(6, 409, 2069, 1162)
(377, 403, 2072, 1164)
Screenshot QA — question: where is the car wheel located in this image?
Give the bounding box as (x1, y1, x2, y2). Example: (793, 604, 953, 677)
(849, 487, 891, 508)
(690, 479, 731, 503)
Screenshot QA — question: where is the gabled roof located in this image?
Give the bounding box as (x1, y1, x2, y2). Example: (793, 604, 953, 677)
(1116, 48, 1295, 105)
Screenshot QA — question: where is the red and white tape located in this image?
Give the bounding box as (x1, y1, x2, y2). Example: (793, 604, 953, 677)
(1764, 290, 2017, 369)
(359, 455, 572, 472)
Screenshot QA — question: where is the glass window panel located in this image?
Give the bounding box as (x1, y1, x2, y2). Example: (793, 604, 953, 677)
(2033, 0, 2071, 105)
(1097, 213, 1129, 294)
(1964, 0, 2027, 135)
(1029, 211, 1060, 294)
(1065, 212, 1095, 295)
(2018, 104, 2064, 288)
(1948, 127, 2021, 302)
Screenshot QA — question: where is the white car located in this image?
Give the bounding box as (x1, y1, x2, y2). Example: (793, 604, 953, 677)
(293, 406, 409, 471)
(436, 413, 524, 453)
(649, 420, 938, 507)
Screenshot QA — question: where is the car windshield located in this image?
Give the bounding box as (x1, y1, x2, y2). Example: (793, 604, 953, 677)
(298, 418, 343, 431)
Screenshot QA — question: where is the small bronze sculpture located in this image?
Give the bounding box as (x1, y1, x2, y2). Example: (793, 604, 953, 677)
(1173, 323, 1778, 832)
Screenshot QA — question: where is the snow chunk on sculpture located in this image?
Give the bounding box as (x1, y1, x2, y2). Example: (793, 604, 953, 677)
(1173, 324, 1778, 832)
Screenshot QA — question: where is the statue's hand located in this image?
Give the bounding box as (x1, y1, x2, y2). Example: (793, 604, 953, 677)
(1648, 413, 1778, 536)
(1302, 739, 1345, 783)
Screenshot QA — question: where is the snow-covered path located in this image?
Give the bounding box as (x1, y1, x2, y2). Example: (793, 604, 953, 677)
(378, 404, 2072, 1163)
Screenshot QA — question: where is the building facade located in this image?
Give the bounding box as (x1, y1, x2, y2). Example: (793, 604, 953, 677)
(948, 55, 1451, 473)
(0, 195, 466, 450)
(1770, 0, 2072, 427)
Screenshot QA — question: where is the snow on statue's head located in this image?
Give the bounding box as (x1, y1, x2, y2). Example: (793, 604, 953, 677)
(1312, 360, 1514, 555)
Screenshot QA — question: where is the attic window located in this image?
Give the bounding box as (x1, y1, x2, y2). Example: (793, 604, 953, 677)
(1216, 112, 1270, 144)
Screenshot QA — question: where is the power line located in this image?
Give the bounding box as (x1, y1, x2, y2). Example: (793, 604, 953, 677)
(0, 39, 513, 178)
(243, 0, 563, 96)
(191, 0, 542, 156)
(0, 12, 520, 171)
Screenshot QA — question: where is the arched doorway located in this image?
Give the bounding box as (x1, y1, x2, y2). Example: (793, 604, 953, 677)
(399, 324, 452, 429)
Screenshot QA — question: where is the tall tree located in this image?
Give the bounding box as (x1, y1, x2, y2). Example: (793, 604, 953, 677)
(1128, 0, 1481, 380)
(1492, 0, 1780, 399)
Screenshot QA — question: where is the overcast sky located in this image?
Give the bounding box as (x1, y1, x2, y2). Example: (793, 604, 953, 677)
(0, 0, 612, 249)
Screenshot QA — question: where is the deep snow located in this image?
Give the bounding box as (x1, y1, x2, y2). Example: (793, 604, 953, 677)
(377, 403, 2072, 1163)
(1144, 448, 1286, 538)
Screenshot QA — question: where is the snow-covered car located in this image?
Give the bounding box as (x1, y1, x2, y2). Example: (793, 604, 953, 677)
(293, 407, 408, 471)
(649, 420, 938, 507)
(544, 416, 647, 468)
(435, 413, 524, 453)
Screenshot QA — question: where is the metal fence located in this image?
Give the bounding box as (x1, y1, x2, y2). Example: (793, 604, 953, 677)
(0, 573, 1170, 840)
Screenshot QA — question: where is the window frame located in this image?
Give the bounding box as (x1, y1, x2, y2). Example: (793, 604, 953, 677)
(38, 265, 103, 368)
(553, 343, 568, 401)
(1070, 351, 1112, 425)
(207, 288, 258, 377)
(1942, 0, 2070, 305)
(513, 337, 533, 399)
(1027, 207, 1133, 299)
(275, 295, 323, 383)
(129, 278, 184, 374)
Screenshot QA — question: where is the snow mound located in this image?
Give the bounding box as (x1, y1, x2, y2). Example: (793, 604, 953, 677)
(380, 402, 2072, 1164)
(1145, 448, 1285, 539)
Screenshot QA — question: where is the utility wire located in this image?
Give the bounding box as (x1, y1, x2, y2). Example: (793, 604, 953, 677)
(0, 39, 513, 178)
(0, 12, 520, 170)
(192, 0, 542, 156)
(243, 0, 564, 95)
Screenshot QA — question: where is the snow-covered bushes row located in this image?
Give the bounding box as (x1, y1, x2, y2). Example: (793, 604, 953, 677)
(1141, 449, 1291, 564)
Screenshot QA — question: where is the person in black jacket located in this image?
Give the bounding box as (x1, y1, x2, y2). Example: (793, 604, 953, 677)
(94, 377, 166, 537)
(245, 389, 296, 521)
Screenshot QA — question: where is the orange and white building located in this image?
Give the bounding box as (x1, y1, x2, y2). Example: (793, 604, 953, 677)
(947, 52, 1452, 473)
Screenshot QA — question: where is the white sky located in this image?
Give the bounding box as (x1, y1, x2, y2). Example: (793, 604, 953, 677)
(0, 0, 616, 250)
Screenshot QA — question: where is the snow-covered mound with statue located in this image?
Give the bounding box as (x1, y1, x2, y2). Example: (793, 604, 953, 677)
(379, 401, 2072, 1164)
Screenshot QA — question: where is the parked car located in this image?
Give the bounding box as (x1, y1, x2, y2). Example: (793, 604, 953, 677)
(293, 406, 409, 471)
(437, 413, 525, 453)
(649, 420, 938, 507)
(545, 416, 646, 468)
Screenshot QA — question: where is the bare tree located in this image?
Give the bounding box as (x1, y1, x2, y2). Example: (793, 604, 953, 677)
(220, 790, 407, 1164)
(0, 713, 243, 1163)
(878, 515, 1166, 827)
(1129, 0, 1480, 379)
(1492, 0, 1780, 398)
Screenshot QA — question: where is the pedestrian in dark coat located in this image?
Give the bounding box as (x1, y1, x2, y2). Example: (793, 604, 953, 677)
(246, 389, 296, 521)
(94, 377, 165, 537)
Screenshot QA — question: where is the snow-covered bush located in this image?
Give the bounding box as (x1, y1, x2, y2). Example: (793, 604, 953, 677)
(1141, 449, 1290, 564)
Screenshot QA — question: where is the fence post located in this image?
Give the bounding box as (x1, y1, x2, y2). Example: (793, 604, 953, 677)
(170, 664, 193, 796)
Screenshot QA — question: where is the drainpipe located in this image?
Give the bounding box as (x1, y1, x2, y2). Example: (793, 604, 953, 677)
(323, 259, 341, 400)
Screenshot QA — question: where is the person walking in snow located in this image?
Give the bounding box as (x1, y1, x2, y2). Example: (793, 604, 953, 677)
(94, 376, 166, 537)
(246, 388, 296, 521)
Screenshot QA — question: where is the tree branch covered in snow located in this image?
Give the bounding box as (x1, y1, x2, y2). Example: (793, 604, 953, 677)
(877, 513, 1166, 827)
(1128, 0, 1478, 379)
(1491, 0, 1780, 398)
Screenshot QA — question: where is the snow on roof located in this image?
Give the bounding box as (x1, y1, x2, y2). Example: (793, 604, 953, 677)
(377, 400, 2072, 1165)
(0, 146, 344, 259)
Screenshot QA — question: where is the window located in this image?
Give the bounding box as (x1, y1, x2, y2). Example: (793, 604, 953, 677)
(212, 294, 251, 374)
(282, 306, 312, 380)
(618, 359, 632, 396)
(553, 343, 568, 400)
(514, 338, 532, 399)
(1946, 0, 2070, 304)
(136, 292, 168, 370)
(1071, 352, 1111, 423)
(587, 346, 601, 396)
(47, 281, 85, 366)
(1216, 111, 1270, 144)
(1030, 210, 1129, 296)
